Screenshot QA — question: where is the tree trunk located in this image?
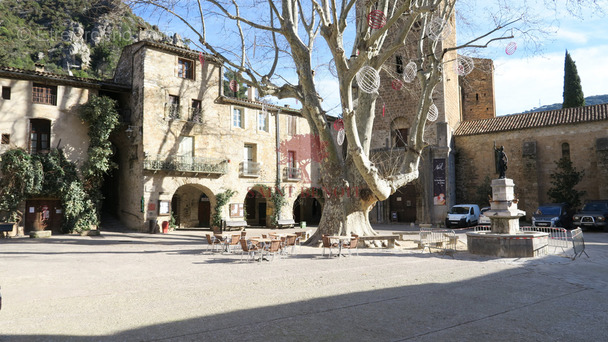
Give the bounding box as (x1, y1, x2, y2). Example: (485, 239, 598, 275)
(306, 190, 378, 245)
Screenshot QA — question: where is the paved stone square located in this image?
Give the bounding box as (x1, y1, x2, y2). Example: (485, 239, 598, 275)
(1, 226, 607, 341)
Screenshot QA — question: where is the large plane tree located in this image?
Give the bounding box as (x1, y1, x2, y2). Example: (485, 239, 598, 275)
(128, 0, 600, 241)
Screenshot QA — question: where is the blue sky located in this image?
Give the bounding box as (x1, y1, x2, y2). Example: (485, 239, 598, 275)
(133, 1, 608, 117)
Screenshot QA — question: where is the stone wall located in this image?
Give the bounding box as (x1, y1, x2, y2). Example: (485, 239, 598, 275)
(459, 58, 495, 121)
(117, 43, 314, 231)
(455, 121, 608, 218)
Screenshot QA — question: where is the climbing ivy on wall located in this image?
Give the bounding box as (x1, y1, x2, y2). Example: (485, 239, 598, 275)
(80, 95, 120, 216)
(0, 95, 119, 233)
(212, 189, 235, 229)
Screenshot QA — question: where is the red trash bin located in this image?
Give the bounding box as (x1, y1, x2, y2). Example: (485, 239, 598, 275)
(162, 221, 169, 234)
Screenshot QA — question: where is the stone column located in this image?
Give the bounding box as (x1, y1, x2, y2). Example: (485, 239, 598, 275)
(487, 178, 525, 235)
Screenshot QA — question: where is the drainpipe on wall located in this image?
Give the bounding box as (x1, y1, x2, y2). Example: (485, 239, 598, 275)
(276, 109, 282, 221)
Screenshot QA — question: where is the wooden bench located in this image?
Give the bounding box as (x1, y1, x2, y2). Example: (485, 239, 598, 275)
(0, 222, 15, 238)
(224, 220, 247, 231)
(358, 235, 399, 248)
(276, 219, 295, 229)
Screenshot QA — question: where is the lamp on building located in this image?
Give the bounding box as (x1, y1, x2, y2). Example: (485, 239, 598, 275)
(126, 125, 137, 139)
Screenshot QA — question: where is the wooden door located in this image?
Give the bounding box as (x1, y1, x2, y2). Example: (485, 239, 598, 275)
(198, 197, 211, 227)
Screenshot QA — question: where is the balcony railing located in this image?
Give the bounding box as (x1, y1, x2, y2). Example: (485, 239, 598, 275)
(165, 104, 182, 120)
(239, 161, 261, 177)
(283, 167, 301, 181)
(144, 154, 228, 174)
(188, 107, 203, 123)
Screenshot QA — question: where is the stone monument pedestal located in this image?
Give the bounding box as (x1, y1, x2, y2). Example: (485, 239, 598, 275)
(467, 178, 548, 257)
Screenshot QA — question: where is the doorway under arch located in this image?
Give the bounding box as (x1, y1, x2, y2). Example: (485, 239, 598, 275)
(293, 194, 323, 225)
(244, 187, 268, 227)
(171, 184, 215, 228)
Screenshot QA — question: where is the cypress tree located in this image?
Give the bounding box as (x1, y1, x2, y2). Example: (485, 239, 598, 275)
(562, 50, 585, 108)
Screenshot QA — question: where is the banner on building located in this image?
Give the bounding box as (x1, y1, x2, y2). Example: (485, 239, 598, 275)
(433, 159, 446, 206)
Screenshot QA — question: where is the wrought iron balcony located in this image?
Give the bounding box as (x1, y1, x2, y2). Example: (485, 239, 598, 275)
(165, 103, 182, 120)
(188, 107, 203, 123)
(144, 154, 228, 175)
(239, 161, 261, 177)
(283, 167, 301, 181)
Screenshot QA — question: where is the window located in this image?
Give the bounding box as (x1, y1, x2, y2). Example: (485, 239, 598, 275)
(178, 136, 194, 164)
(29, 119, 51, 154)
(393, 128, 408, 148)
(1, 86, 11, 100)
(258, 111, 268, 132)
(396, 55, 403, 74)
(32, 83, 57, 105)
(167, 95, 180, 119)
(177, 58, 194, 79)
(1, 134, 10, 144)
(233, 107, 244, 128)
(190, 99, 202, 123)
(562, 142, 570, 160)
(287, 115, 296, 136)
(242, 143, 259, 176)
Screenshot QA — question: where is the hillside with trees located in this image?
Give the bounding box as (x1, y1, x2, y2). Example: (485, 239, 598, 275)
(0, 0, 156, 78)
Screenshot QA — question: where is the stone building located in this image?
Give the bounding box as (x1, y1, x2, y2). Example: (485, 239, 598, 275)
(109, 40, 318, 231)
(368, 13, 466, 225)
(0, 40, 321, 234)
(0, 65, 128, 234)
(454, 104, 608, 218)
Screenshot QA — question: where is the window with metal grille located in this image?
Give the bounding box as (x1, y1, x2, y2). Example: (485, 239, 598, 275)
(32, 84, 57, 105)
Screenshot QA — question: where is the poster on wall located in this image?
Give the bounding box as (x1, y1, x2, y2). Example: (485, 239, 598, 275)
(230, 203, 244, 218)
(433, 159, 446, 206)
(158, 200, 171, 216)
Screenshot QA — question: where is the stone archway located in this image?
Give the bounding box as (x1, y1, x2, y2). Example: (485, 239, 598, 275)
(244, 186, 268, 227)
(292, 188, 324, 225)
(171, 184, 215, 228)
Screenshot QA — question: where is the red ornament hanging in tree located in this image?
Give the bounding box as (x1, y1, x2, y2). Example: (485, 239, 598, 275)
(229, 80, 239, 92)
(333, 118, 344, 131)
(367, 10, 387, 29)
(391, 79, 403, 90)
(199, 52, 205, 67)
(505, 42, 517, 55)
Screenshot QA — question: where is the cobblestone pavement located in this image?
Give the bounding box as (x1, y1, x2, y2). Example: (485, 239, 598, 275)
(1, 224, 607, 341)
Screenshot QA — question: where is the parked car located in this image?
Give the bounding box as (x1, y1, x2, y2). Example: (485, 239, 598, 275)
(573, 200, 608, 232)
(532, 203, 572, 229)
(445, 204, 480, 228)
(478, 207, 491, 225)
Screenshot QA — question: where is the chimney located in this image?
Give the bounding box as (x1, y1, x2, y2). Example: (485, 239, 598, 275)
(247, 87, 257, 101)
(34, 64, 45, 72)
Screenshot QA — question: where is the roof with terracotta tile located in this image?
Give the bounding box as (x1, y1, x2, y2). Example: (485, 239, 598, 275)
(0, 65, 130, 91)
(454, 103, 608, 136)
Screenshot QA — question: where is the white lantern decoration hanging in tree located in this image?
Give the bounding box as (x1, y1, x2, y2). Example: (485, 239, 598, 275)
(455, 55, 474, 76)
(427, 16, 452, 42)
(356, 66, 381, 94)
(427, 103, 439, 122)
(403, 61, 417, 83)
(337, 129, 345, 146)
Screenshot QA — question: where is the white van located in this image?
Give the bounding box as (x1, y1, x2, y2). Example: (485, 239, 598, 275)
(445, 204, 480, 228)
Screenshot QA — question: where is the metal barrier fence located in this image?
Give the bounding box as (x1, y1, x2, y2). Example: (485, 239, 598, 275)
(419, 228, 457, 257)
(519, 226, 570, 255)
(472, 225, 573, 257)
(570, 228, 589, 260)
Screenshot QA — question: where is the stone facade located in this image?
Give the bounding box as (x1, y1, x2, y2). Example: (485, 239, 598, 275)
(113, 41, 317, 231)
(454, 105, 608, 219)
(459, 58, 495, 121)
(369, 12, 461, 225)
(0, 66, 128, 235)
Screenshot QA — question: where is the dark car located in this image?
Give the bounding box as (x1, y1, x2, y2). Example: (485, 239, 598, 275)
(573, 200, 608, 232)
(532, 203, 572, 229)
